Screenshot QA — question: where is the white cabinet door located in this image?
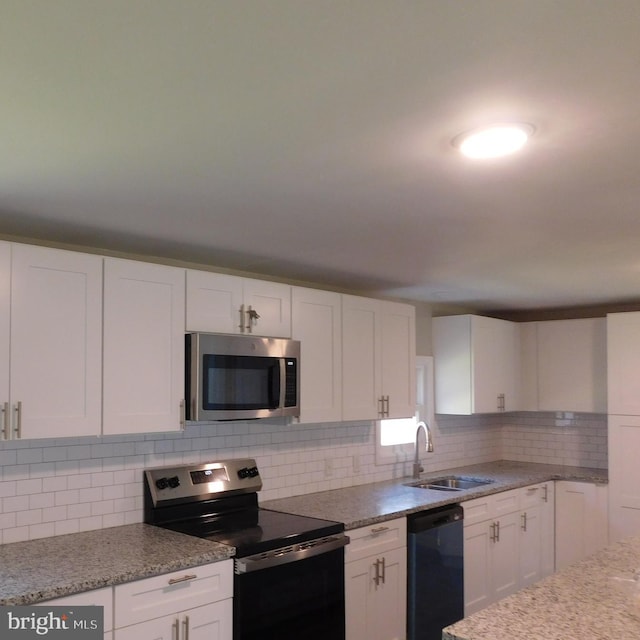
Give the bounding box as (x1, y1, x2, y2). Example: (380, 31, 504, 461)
(609, 416, 640, 542)
(521, 318, 607, 412)
(114, 601, 232, 640)
(342, 295, 380, 421)
(345, 546, 407, 640)
(103, 258, 185, 435)
(463, 519, 493, 615)
(519, 503, 542, 587)
(380, 301, 416, 419)
(342, 295, 416, 421)
(556, 480, 609, 566)
(490, 510, 520, 601)
(0, 241, 10, 438)
(291, 287, 342, 423)
(243, 277, 291, 337)
(608, 311, 640, 415)
(9, 244, 102, 439)
(186, 271, 291, 337)
(433, 315, 520, 415)
(473, 316, 521, 413)
(186, 271, 243, 334)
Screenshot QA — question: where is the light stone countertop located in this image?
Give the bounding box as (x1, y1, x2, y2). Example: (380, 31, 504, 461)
(0, 460, 607, 608)
(443, 534, 640, 640)
(0, 523, 234, 605)
(262, 460, 607, 530)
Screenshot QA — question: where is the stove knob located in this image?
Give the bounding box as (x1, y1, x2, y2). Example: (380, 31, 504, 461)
(167, 476, 181, 489)
(237, 467, 250, 479)
(249, 466, 259, 478)
(155, 477, 169, 490)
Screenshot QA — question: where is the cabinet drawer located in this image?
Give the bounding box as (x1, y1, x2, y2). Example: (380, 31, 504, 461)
(114, 561, 233, 629)
(463, 487, 521, 525)
(44, 587, 113, 633)
(345, 517, 406, 563)
(520, 482, 551, 509)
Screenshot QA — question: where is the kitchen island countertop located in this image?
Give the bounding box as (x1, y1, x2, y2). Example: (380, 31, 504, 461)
(443, 533, 640, 640)
(262, 460, 607, 530)
(0, 523, 234, 606)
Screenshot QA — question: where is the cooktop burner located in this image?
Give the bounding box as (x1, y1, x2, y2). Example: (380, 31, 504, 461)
(143, 458, 344, 558)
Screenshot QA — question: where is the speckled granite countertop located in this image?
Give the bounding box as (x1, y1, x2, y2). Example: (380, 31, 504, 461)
(262, 460, 607, 530)
(444, 534, 640, 640)
(0, 523, 234, 606)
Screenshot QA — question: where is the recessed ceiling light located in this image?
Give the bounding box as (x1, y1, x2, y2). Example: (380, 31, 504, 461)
(453, 123, 534, 159)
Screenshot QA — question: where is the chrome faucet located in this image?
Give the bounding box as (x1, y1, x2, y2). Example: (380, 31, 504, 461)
(412, 421, 434, 479)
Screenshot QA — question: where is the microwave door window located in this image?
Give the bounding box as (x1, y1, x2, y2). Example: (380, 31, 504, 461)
(203, 355, 281, 410)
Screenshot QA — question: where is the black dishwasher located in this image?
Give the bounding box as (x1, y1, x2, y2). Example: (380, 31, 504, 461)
(407, 504, 464, 640)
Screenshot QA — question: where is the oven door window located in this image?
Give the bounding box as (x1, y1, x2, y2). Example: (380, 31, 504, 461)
(234, 548, 345, 640)
(202, 355, 280, 411)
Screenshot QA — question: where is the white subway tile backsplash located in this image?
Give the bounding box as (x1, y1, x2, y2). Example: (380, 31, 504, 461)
(0, 412, 608, 544)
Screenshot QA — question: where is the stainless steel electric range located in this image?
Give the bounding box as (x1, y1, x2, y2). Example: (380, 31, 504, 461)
(144, 458, 348, 640)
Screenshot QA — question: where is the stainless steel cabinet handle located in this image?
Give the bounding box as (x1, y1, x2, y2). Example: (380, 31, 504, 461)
(14, 401, 21, 439)
(489, 522, 496, 542)
(373, 558, 380, 586)
(521, 512, 527, 531)
(380, 556, 386, 584)
(542, 485, 548, 502)
(496, 520, 500, 542)
(1, 402, 8, 440)
(370, 525, 389, 535)
(384, 395, 390, 417)
(377, 396, 385, 417)
(497, 393, 506, 411)
(168, 573, 197, 585)
(172, 618, 179, 640)
(182, 615, 190, 640)
(239, 304, 246, 332)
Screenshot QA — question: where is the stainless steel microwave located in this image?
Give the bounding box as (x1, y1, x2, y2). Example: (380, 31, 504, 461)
(185, 333, 300, 421)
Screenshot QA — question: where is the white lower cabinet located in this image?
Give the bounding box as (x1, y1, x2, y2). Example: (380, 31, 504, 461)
(114, 601, 230, 640)
(555, 480, 608, 569)
(113, 561, 232, 640)
(345, 517, 407, 640)
(42, 586, 113, 640)
(463, 482, 554, 616)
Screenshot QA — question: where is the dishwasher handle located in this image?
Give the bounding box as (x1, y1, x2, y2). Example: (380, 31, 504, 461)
(407, 504, 463, 533)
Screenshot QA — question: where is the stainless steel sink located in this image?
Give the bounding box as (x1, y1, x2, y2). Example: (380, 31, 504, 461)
(405, 476, 494, 492)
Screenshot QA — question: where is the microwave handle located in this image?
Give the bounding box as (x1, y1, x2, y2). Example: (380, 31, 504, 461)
(278, 358, 286, 409)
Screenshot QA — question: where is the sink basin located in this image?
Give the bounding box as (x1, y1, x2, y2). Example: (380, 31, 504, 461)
(405, 476, 494, 492)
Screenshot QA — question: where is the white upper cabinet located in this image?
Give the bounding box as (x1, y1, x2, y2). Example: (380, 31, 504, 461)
(380, 301, 416, 419)
(342, 295, 415, 421)
(291, 287, 342, 423)
(103, 258, 185, 435)
(3, 243, 103, 439)
(433, 314, 521, 414)
(607, 311, 640, 415)
(186, 270, 291, 337)
(520, 318, 607, 413)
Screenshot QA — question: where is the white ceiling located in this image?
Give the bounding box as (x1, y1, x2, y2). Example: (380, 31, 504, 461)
(2, 1, 640, 313)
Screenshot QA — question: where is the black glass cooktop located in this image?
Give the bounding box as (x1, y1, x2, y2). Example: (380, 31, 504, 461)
(165, 508, 344, 557)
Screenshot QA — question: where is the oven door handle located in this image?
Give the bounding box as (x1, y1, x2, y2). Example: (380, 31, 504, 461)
(235, 534, 349, 574)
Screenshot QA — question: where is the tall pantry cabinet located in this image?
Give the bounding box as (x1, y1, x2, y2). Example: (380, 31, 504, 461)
(607, 311, 640, 542)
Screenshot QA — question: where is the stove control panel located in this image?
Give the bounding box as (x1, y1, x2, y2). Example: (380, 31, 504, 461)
(144, 458, 262, 506)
